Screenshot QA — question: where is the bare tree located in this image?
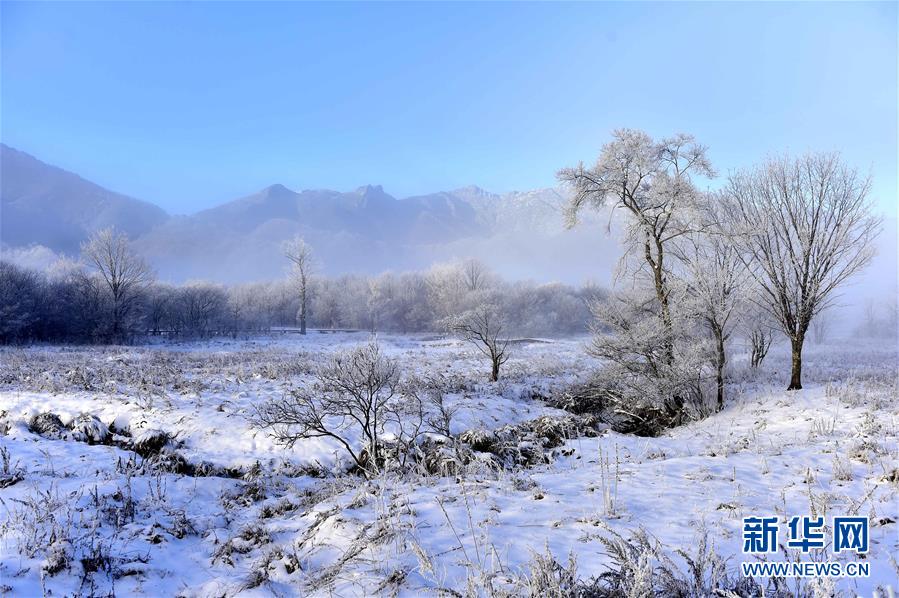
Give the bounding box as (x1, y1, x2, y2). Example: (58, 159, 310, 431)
(461, 257, 492, 292)
(745, 300, 776, 369)
(283, 236, 314, 334)
(558, 129, 714, 416)
(810, 307, 831, 345)
(447, 303, 510, 382)
(723, 153, 880, 390)
(676, 231, 749, 411)
(81, 228, 154, 341)
(176, 282, 228, 338)
(252, 341, 421, 477)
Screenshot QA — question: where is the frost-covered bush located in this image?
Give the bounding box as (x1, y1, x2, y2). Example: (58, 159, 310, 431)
(253, 341, 426, 477)
(0, 445, 24, 488)
(552, 289, 711, 436)
(69, 413, 110, 444)
(456, 414, 602, 469)
(29, 412, 68, 439)
(132, 428, 174, 457)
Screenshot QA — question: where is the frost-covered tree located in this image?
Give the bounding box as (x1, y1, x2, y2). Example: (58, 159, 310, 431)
(283, 236, 314, 334)
(461, 257, 493, 292)
(447, 301, 510, 382)
(723, 153, 880, 390)
(0, 261, 42, 343)
(559, 130, 713, 365)
(253, 341, 422, 477)
(311, 278, 342, 330)
(395, 273, 432, 333)
(559, 129, 714, 417)
(676, 216, 750, 411)
(426, 261, 468, 321)
(81, 228, 154, 341)
(176, 282, 228, 338)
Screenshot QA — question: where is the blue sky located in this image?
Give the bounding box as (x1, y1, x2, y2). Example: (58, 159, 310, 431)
(2, 1, 896, 215)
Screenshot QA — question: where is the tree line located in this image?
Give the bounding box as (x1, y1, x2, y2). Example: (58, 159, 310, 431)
(0, 231, 601, 344)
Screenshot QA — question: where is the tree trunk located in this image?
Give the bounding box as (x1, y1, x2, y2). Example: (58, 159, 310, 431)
(299, 288, 307, 335)
(490, 357, 500, 382)
(649, 246, 674, 366)
(715, 332, 726, 411)
(788, 336, 803, 390)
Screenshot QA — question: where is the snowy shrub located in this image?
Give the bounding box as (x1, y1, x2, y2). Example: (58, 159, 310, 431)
(143, 449, 192, 475)
(132, 428, 173, 456)
(507, 530, 767, 598)
(414, 437, 471, 476)
(0, 445, 24, 488)
(582, 528, 769, 598)
(68, 413, 110, 444)
(458, 428, 497, 453)
(253, 340, 426, 478)
(831, 454, 853, 482)
(0, 483, 145, 588)
(455, 414, 602, 469)
(879, 469, 899, 485)
(28, 412, 68, 439)
(565, 290, 712, 436)
(519, 547, 593, 598)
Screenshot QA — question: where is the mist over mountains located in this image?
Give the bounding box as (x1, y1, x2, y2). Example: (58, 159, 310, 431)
(0, 144, 622, 284)
(0, 145, 168, 254)
(2, 143, 894, 316)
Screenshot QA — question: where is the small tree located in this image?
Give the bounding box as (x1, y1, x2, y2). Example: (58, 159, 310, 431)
(723, 153, 880, 390)
(252, 341, 421, 477)
(284, 236, 314, 335)
(746, 314, 775, 370)
(447, 303, 510, 382)
(809, 308, 831, 345)
(81, 228, 154, 341)
(676, 227, 749, 411)
(461, 257, 492, 292)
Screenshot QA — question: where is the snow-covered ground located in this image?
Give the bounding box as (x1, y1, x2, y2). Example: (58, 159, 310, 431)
(0, 333, 896, 596)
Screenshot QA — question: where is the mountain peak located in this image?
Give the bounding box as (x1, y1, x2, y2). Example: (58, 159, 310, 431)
(457, 185, 488, 194)
(261, 183, 294, 196)
(451, 185, 499, 200)
(356, 184, 385, 196)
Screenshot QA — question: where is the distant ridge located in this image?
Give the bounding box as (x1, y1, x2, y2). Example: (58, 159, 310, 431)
(0, 144, 621, 283)
(1, 144, 168, 254)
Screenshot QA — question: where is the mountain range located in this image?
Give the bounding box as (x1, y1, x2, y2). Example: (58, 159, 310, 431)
(0, 144, 620, 284)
